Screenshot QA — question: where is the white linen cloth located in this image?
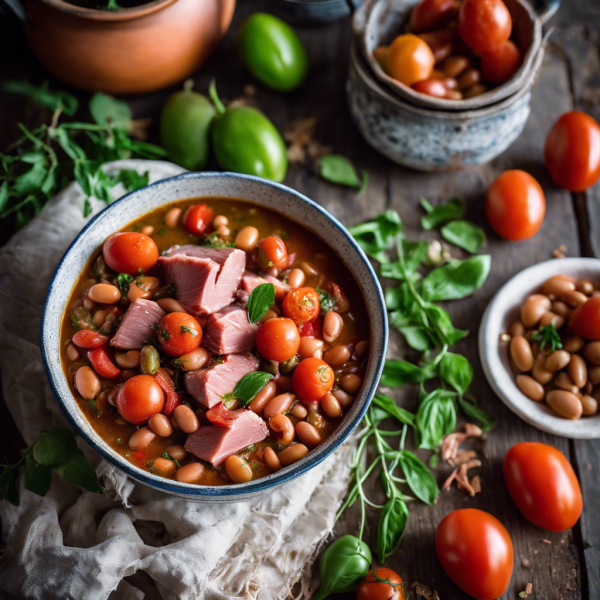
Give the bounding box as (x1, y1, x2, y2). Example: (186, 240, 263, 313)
(0, 160, 353, 600)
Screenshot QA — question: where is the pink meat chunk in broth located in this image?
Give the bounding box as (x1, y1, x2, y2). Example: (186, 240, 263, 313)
(184, 351, 259, 408)
(110, 299, 165, 350)
(241, 270, 290, 301)
(158, 246, 246, 315)
(202, 304, 258, 354)
(184, 410, 269, 466)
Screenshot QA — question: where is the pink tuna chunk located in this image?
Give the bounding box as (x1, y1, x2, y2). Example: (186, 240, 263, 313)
(184, 351, 259, 408)
(184, 410, 268, 466)
(158, 246, 246, 315)
(202, 304, 258, 354)
(241, 270, 290, 302)
(110, 299, 165, 350)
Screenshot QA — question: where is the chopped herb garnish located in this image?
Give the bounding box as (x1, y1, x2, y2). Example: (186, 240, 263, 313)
(172, 358, 180, 368)
(166, 283, 176, 295)
(117, 273, 134, 296)
(71, 314, 81, 331)
(180, 325, 198, 336)
(162, 452, 180, 469)
(316, 287, 337, 314)
(88, 398, 99, 416)
(161, 329, 170, 341)
(132, 223, 142, 232)
(532, 324, 563, 353)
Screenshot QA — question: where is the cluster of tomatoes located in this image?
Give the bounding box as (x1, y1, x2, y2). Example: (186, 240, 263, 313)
(355, 441, 583, 600)
(374, 0, 521, 101)
(485, 110, 600, 241)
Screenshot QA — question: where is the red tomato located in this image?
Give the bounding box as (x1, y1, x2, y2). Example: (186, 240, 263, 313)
(458, 0, 512, 53)
(480, 40, 521, 84)
(255, 318, 300, 362)
(72, 330, 108, 349)
(412, 79, 448, 98)
(544, 111, 600, 192)
(485, 170, 545, 241)
(410, 0, 455, 32)
(185, 204, 215, 236)
(357, 568, 405, 600)
(257, 236, 288, 270)
(157, 312, 202, 357)
(206, 403, 241, 427)
(154, 368, 184, 415)
(298, 316, 323, 338)
(503, 442, 582, 532)
(87, 346, 121, 379)
(103, 232, 158, 276)
(292, 357, 334, 402)
(282, 288, 321, 324)
(436, 509, 513, 600)
(387, 34, 435, 86)
(569, 297, 600, 339)
(418, 30, 456, 64)
(324, 281, 351, 313)
(116, 374, 165, 424)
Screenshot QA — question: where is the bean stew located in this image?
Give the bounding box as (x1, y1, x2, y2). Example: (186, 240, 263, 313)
(60, 198, 369, 486)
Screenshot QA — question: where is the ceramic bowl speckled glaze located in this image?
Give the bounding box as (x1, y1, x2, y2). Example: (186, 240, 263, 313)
(40, 172, 388, 501)
(354, 0, 559, 111)
(347, 41, 543, 170)
(479, 258, 600, 439)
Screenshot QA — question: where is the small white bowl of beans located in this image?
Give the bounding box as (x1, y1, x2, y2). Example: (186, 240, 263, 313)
(479, 258, 600, 439)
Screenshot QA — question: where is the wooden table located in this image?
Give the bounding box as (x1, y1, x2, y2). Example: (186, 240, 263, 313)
(1, 1, 599, 598)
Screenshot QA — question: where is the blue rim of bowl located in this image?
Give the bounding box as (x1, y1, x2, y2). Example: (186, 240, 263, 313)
(40, 171, 388, 498)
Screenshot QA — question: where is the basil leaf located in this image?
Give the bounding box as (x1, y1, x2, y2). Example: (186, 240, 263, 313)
(372, 394, 415, 427)
(247, 283, 276, 324)
(0, 80, 78, 116)
(458, 397, 497, 431)
(33, 430, 68, 466)
(320, 154, 365, 189)
(420, 196, 463, 230)
(416, 389, 457, 450)
(54, 454, 103, 494)
(399, 450, 439, 506)
(440, 352, 473, 395)
(227, 371, 274, 406)
(424, 304, 468, 346)
(24, 453, 52, 497)
(381, 360, 438, 387)
(396, 324, 436, 352)
(376, 496, 408, 563)
(441, 220, 487, 254)
(422, 256, 491, 302)
(349, 210, 402, 264)
(89, 92, 131, 130)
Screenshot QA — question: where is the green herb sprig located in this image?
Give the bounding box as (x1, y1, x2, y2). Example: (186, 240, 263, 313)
(532, 324, 563, 353)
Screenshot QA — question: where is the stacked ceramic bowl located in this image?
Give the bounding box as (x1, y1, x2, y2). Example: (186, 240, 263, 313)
(347, 0, 560, 170)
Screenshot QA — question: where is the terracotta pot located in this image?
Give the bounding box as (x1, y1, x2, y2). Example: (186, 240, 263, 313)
(17, 0, 236, 94)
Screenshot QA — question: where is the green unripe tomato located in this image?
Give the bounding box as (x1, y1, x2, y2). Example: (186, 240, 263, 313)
(160, 82, 216, 170)
(237, 13, 309, 92)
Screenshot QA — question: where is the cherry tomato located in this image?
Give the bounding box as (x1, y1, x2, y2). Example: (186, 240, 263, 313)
(87, 346, 121, 379)
(410, 0, 455, 32)
(458, 0, 512, 53)
(157, 312, 202, 357)
(298, 316, 323, 338)
(569, 297, 600, 339)
(255, 317, 300, 362)
(357, 568, 405, 600)
(544, 111, 600, 192)
(72, 330, 108, 349)
(103, 232, 159, 276)
(485, 170, 545, 241)
(185, 204, 215, 236)
(323, 281, 350, 313)
(154, 368, 184, 415)
(116, 374, 165, 424)
(387, 34, 435, 86)
(292, 357, 334, 402)
(503, 442, 582, 532)
(412, 79, 448, 98)
(257, 236, 288, 270)
(282, 287, 320, 324)
(436, 509, 513, 600)
(480, 40, 521, 84)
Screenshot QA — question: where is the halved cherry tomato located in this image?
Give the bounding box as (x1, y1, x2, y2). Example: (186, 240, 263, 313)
(298, 316, 323, 338)
(485, 170, 545, 241)
(458, 0, 512, 53)
(72, 330, 108, 349)
(185, 204, 215, 236)
(410, 0, 455, 33)
(357, 568, 405, 600)
(412, 79, 448, 98)
(257, 236, 288, 270)
(116, 374, 165, 424)
(87, 345, 121, 379)
(292, 357, 334, 402)
(154, 368, 184, 415)
(255, 317, 300, 362)
(387, 34, 435, 86)
(158, 312, 202, 357)
(436, 508, 513, 600)
(570, 297, 600, 339)
(480, 40, 521, 84)
(282, 287, 320, 324)
(206, 403, 241, 427)
(504, 442, 582, 532)
(104, 305, 124, 318)
(102, 232, 158, 276)
(324, 281, 350, 313)
(544, 111, 600, 192)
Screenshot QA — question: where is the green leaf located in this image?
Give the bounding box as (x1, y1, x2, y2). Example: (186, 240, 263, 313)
(440, 352, 473, 395)
(532, 324, 563, 353)
(424, 304, 468, 346)
(13, 158, 48, 195)
(416, 389, 457, 450)
(117, 273, 135, 296)
(320, 155, 364, 188)
(0, 80, 78, 115)
(162, 452, 181, 469)
(349, 210, 402, 264)
(458, 397, 497, 431)
(441, 220, 487, 254)
(420, 196, 463, 230)
(422, 256, 491, 302)
(227, 371, 274, 406)
(372, 394, 416, 427)
(399, 450, 439, 506)
(376, 496, 408, 563)
(33, 430, 68, 466)
(0, 181, 9, 213)
(381, 359, 438, 387)
(24, 453, 52, 497)
(113, 169, 149, 192)
(89, 92, 131, 130)
(54, 454, 103, 493)
(396, 324, 436, 351)
(247, 283, 276, 324)
(385, 283, 411, 311)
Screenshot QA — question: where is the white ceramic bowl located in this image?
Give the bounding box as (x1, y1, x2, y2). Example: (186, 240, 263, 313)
(479, 258, 600, 439)
(41, 172, 388, 501)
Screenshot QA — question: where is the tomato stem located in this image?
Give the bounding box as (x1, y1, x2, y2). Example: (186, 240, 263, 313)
(209, 79, 226, 116)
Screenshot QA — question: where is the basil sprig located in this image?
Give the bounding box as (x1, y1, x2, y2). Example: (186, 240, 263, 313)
(223, 371, 274, 406)
(420, 196, 464, 230)
(247, 283, 276, 324)
(441, 220, 487, 254)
